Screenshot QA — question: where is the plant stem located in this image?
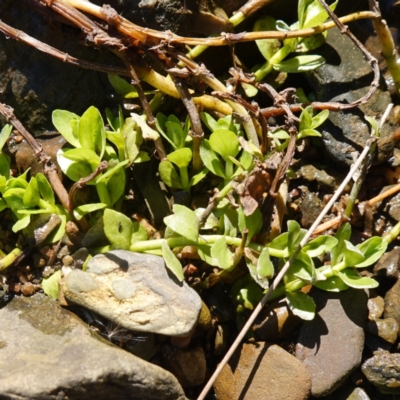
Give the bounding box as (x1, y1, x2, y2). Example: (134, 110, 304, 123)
(0, 248, 22, 272)
(254, 44, 292, 81)
(179, 166, 190, 191)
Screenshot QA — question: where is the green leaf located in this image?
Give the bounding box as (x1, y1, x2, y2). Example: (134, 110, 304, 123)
(159, 160, 183, 189)
(268, 232, 289, 257)
(200, 112, 219, 133)
(52, 110, 81, 148)
(36, 173, 55, 205)
(0, 124, 12, 152)
(311, 109, 329, 129)
(299, 107, 312, 131)
(108, 73, 139, 98)
(23, 177, 40, 208)
(12, 215, 31, 233)
(336, 268, 379, 289)
(343, 240, 365, 267)
(209, 129, 240, 161)
(254, 16, 281, 61)
(130, 221, 148, 244)
(200, 140, 226, 178)
(302, 235, 338, 258)
(103, 209, 133, 250)
(197, 244, 219, 266)
(165, 120, 186, 149)
(291, 251, 316, 282)
(0, 153, 10, 179)
(61, 148, 101, 170)
(4, 188, 28, 210)
(42, 270, 61, 299)
(257, 247, 274, 279)
(286, 290, 316, 320)
(122, 118, 142, 164)
(167, 148, 193, 168)
(161, 242, 184, 281)
(365, 115, 380, 137)
(302, 0, 338, 29)
(273, 55, 326, 73)
(298, 0, 313, 28)
(297, 33, 326, 52)
(156, 113, 176, 149)
(314, 275, 349, 292)
(210, 236, 234, 271)
(355, 237, 388, 268)
(245, 251, 270, 290)
(189, 168, 208, 187)
(331, 223, 351, 265)
(164, 205, 199, 243)
(57, 149, 93, 182)
(78, 106, 106, 158)
(297, 128, 322, 139)
(73, 203, 107, 220)
(238, 207, 262, 244)
(288, 220, 306, 254)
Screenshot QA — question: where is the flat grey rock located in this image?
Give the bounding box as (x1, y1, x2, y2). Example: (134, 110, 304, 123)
(63, 251, 202, 336)
(0, 293, 186, 400)
(296, 288, 367, 397)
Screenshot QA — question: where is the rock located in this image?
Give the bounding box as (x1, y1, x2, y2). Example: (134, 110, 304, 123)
(62, 250, 202, 336)
(383, 278, 400, 325)
(196, 301, 212, 332)
(0, 293, 186, 400)
(161, 345, 206, 387)
(306, 29, 394, 166)
(347, 387, 371, 400)
(374, 247, 400, 279)
(0, 2, 112, 136)
(252, 299, 302, 341)
(366, 318, 399, 344)
(367, 295, 385, 320)
(214, 342, 311, 400)
(362, 352, 400, 394)
(300, 189, 324, 228)
(296, 288, 368, 397)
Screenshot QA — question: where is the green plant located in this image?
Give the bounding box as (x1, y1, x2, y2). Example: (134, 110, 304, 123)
(253, 0, 338, 82)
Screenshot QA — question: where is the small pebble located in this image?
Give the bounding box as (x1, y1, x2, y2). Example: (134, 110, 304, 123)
(62, 255, 74, 267)
(367, 296, 385, 320)
(366, 318, 399, 344)
(21, 282, 36, 296)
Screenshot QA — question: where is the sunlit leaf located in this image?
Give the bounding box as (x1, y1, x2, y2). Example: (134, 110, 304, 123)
(291, 251, 316, 282)
(302, 235, 338, 258)
(273, 55, 326, 73)
(288, 220, 306, 254)
(189, 168, 208, 187)
(36, 173, 55, 205)
(331, 223, 351, 265)
(254, 15, 281, 61)
(164, 205, 199, 243)
(73, 203, 107, 220)
(52, 110, 81, 148)
(167, 148, 193, 168)
(336, 268, 379, 289)
(211, 236, 234, 270)
(355, 237, 388, 268)
(302, 0, 338, 29)
(108, 73, 139, 98)
(343, 240, 365, 267)
(200, 140, 226, 178)
(12, 215, 31, 233)
(130, 221, 148, 244)
(42, 270, 61, 299)
(103, 208, 133, 250)
(200, 112, 219, 133)
(159, 160, 183, 189)
(314, 275, 349, 292)
(311, 109, 329, 129)
(257, 247, 274, 279)
(238, 207, 262, 244)
(0, 154, 10, 180)
(286, 290, 316, 320)
(23, 177, 40, 208)
(162, 242, 184, 282)
(0, 124, 12, 152)
(209, 129, 240, 161)
(79, 106, 106, 158)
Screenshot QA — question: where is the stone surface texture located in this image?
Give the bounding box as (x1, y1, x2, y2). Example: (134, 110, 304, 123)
(214, 342, 311, 400)
(296, 288, 367, 397)
(384, 278, 400, 326)
(0, 293, 186, 400)
(362, 352, 400, 394)
(62, 251, 202, 336)
(306, 29, 394, 166)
